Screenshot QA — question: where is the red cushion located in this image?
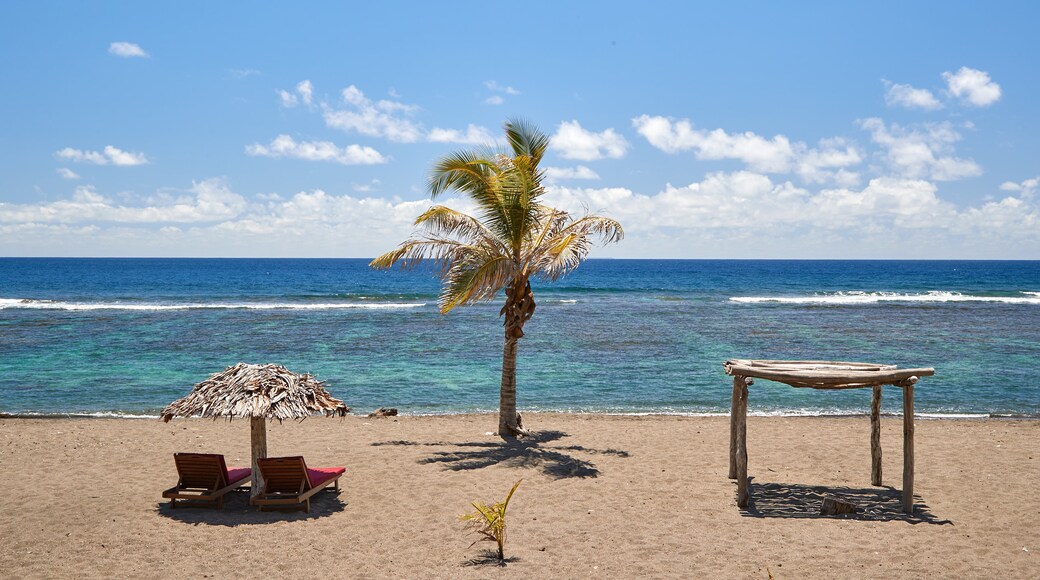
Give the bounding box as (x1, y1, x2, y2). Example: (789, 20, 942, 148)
(226, 467, 252, 485)
(306, 466, 345, 488)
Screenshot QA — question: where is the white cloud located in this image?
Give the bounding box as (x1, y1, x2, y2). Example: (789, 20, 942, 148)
(277, 79, 315, 108)
(633, 115, 862, 183)
(296, 80, 313, 106)
(633, 115, 795, 171)
(230, 68, 260, 79)
(884, 81, 942, 110)
(323, 85, 423, 142)
(245, 134, 386, 165)
(483, 81, 518, 105)
(56, 168, 80, 180)
(0, 179, 246, 224)
(278, 89, 298, 108)
(943, 67, 1001, 107)
(859, 118, 981, 181)
(543, 172, 961, 239)
(108, 42, 148, 58)
(55, 146, 149, 166)
(485, 81, 519, 95)
(551, 120, 629, 161)
(352, 179, 381, 193)
(540, 171, 1040, 257)
(104, 146, 150, 166)
(544, 166, 601, 181)
(1000, 177, 1038, 199)
(4, 174, 1037, 258)
(427, 124, 495, 145)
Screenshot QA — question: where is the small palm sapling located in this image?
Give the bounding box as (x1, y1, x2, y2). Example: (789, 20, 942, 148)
(459, 479, 522, 561)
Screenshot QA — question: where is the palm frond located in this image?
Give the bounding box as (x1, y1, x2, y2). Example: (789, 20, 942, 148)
(440, 253, 514, 313)
(368, 237, 468, 275)
(414, 205, 505, 251)
(527, 214, 624, 280)
(504, 118, 550, 164)
(427, 151, 493, 198)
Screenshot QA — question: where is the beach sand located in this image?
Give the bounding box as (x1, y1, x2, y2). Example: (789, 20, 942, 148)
(0, 413, 1036, 578)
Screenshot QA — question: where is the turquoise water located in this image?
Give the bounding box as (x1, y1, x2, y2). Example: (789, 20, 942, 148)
(1, 258, 1038, 417)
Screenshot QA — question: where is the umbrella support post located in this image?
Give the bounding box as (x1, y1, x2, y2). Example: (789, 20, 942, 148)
(250, 417, 268, 498)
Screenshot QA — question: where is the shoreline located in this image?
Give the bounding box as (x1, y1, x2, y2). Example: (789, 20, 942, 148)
(2, 409, 1037, 421)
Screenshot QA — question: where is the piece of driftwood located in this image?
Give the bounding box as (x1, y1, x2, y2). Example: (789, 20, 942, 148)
(723, 359, 933, 389)
(820, 495, 857, 515)
(735, 377, 749, 508)
(903, 379, 916, 514)
(728, 376, 741, 479)
(871, 385, 882, 486)
(368, 407, 399, 418)
(250, 417, 267, 497)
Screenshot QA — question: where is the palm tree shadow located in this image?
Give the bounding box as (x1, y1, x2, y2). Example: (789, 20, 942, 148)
(740, 478, 952, 525)
(373, 430, 629, 479)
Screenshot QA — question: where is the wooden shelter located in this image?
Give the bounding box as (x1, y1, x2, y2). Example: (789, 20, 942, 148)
(161, 363, 350, 496)
(723, 359, 934, 514)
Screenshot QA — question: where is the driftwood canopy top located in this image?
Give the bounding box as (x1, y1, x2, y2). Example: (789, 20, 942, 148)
(723, 359, 935, 389)
(160, 363, 350, 422)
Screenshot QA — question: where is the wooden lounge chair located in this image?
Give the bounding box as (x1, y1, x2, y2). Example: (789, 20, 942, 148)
(162, 452, 251, 509)
(250, 456, 345, 513)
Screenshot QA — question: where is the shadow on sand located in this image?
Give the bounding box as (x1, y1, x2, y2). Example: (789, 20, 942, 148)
(461, 549, 519, 568)
(373, 430, 630, 479)
(739, 478, 951, 524)
(156, 489, 346, 526)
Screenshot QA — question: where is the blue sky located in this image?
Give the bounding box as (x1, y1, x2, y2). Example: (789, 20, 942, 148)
(1, 1, 1038, 258)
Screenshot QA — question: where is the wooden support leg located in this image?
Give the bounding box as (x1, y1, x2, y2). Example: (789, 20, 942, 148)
(736, 378, 750, 508)
(728, 375, 743, 479)
(902, 380, 917, 514)
(871, 385, 882, 486)
(250, 417, 268, 499)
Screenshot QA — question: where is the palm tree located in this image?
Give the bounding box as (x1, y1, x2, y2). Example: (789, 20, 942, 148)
(370, 119, 623, 438)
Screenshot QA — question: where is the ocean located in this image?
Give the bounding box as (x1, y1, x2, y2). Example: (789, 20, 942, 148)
(1, 258, 1038, 418)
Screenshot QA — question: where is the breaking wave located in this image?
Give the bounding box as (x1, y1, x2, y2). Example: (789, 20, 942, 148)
(0, 298, 426, 311)
(730, 290, 1040, 305)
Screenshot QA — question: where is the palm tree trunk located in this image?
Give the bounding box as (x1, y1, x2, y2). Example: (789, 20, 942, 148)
(499, 333, 521, 437)
(498, 279, 535, 438)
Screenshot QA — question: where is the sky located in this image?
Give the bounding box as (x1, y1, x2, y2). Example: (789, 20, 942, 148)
(1, 1, 1038, 259)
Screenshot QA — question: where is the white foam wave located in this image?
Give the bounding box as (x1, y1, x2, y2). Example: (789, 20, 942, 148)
(0, 298, 426, 311)
(2, 411, 159, 419)
(730, 290, 1040, 305)
(1, 409, 1026, 420)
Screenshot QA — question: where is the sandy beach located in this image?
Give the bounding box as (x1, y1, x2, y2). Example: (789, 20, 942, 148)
(0, 413, 1036, 578)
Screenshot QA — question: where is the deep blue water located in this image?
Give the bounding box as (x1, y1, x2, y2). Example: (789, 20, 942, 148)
(1, 258, 1038, 417)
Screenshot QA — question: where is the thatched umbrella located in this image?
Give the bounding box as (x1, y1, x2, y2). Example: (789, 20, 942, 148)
(161, 362, 350, 496)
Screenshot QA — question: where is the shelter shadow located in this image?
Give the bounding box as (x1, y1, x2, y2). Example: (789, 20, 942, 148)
(372, 430, 630, 479)
(156, 488, 346, 526)
(739, 478, 951, 525)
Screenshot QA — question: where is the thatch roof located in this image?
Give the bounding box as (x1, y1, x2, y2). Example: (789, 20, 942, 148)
(161, 363, 350, 422)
